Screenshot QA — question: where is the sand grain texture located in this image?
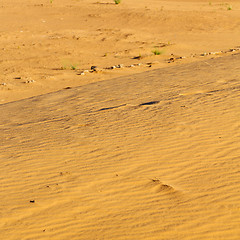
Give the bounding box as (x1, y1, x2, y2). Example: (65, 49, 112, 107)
(1, 54, 240, 239)
(1, 0, 240, 239)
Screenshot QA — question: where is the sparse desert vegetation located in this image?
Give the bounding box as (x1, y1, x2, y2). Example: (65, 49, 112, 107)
(114, 0, 121, 4)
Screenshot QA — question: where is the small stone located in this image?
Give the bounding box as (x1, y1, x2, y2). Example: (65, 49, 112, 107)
(1, 83, 7, 86)
(111, 66, 116, 69)
(129, 64, 135, 67)
(91, 66, 97, 70)
(93, 68, 102, 73)
(78, 72, 85, 75)
(30, 200, 35, 203)
(116, 64, 124, 68)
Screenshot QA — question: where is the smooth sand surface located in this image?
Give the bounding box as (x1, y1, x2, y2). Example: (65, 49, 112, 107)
(1, 0, 240, 239)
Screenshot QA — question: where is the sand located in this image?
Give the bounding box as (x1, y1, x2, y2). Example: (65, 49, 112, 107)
(0, 0, 240, 239)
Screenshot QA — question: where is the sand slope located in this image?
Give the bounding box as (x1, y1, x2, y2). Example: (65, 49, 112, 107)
(1, 53, 240, 239)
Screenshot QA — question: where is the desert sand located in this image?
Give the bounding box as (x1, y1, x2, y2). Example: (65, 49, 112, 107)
(0, 0, 240, 239)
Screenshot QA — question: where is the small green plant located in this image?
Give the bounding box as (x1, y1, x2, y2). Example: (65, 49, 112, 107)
(114, 0, 121, 4)
(227, 5, 232, 10)
(70, 65, 77, 70)
(152, 49, 164, 55)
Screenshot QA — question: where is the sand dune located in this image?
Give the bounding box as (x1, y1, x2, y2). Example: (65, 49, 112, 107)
(1, 0, 240, 239)
(1, 53, 240, 239)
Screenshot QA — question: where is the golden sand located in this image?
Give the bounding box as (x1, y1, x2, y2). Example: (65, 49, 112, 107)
(1, 0, 240, 239)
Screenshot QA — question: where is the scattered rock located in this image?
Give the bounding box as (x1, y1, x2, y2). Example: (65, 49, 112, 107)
(93, 68, 103, 73)
(1, 83, 7, 86)
(77, 72, 85, 75)
(116, 64, 124, 68)
(25, 79, 35, 83)
(30, 200, 35, 203)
